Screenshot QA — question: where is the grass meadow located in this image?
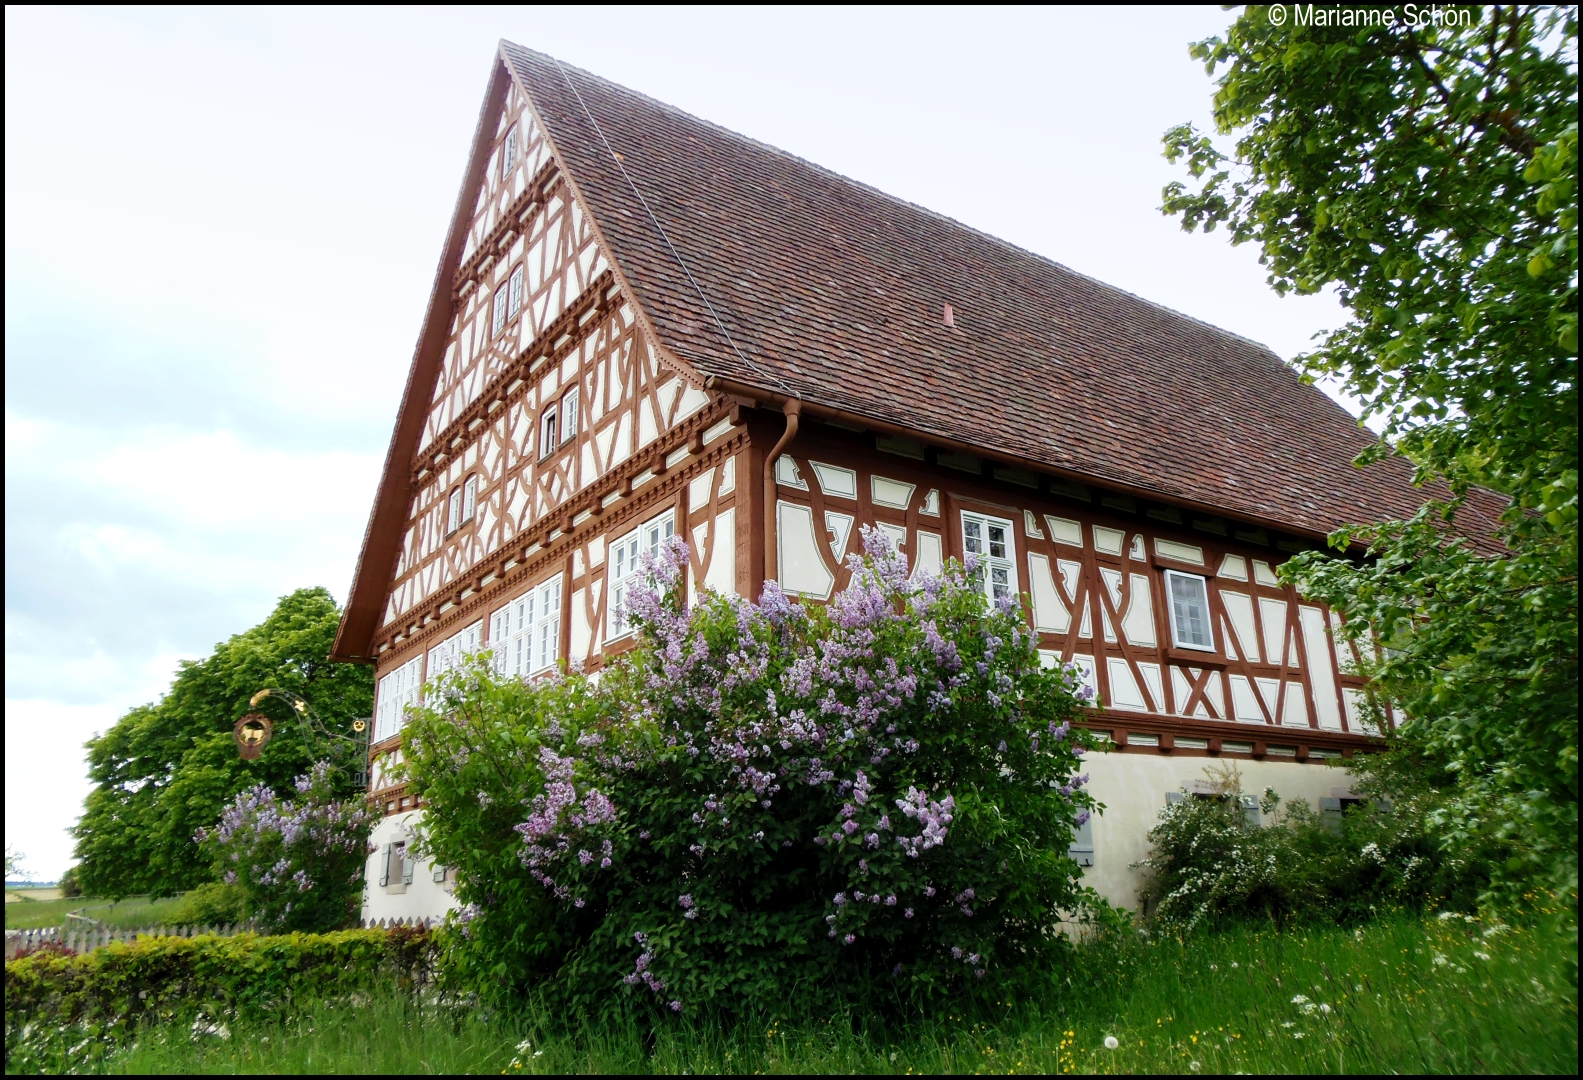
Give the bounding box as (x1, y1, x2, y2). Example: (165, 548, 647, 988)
(3, 894, 189, 931)
(92, 912, 1575, 1075)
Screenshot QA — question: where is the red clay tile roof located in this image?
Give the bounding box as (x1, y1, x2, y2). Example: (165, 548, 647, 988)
(503, 42, 1505, 541)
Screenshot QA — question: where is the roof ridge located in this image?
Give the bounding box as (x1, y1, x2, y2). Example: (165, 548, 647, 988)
(502, 40, 1287, 363)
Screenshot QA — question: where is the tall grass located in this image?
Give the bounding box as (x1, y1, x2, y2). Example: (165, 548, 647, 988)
(4, 894, 189, 931)
(96, 913, 1577, 1074)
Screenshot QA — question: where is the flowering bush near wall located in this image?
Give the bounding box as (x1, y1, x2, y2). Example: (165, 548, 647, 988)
(199, 762, 374, 933)
(404, 530, 1099, 1016)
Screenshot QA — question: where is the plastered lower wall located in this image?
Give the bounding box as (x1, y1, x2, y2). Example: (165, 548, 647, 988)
(1078, 750, 1355, 910)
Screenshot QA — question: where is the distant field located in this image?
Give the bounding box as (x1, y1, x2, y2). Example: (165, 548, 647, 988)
(5, 887, 64, 903)
(3, 893, 189, 930)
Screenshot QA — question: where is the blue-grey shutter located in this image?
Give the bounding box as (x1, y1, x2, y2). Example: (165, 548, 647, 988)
(1166, 791, 1186, 806)
(1068, 818, 1095, 867)
(1319, 796, 1343, 833)
(1240, 793, 1261, 827)
(432, 863, 447, 883)
(378, 843, 391, 887)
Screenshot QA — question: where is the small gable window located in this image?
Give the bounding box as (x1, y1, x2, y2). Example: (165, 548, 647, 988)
(508, 265, 523, 318)
(446, 476, 477, 535)
(1166, 570, 1215, 651)
(961, 511, 1016, 604)
(492, 282, 508, 336)
(501, 125, 518, 179)
(560, 386, 580, 442)
(539, 404, 558, 458)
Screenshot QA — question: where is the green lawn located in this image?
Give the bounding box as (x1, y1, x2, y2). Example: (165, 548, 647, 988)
(3, 894, 190, 931)
(91, 913, 1576, 1075)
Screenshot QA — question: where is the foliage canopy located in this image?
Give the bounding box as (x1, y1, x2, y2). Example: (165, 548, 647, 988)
(72, 588, 373, 899)
(1163, 5, 1578, 911)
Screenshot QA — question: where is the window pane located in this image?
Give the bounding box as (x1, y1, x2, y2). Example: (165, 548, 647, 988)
(964, 518, 983, 553)
(508, 267, 523, 317)
(988, 524, 1006, 558)
(493, 285, 508, 334)
(1169, 574, 1213, 649)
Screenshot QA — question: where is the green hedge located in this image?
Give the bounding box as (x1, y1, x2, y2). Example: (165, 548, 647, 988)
(5, 927, 434, 1067)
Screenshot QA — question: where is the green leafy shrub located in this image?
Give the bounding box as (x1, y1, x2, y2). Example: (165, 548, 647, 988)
(1138, 765, 1493, 931)
(3, 927, 434, 1072)
(169, 882, 248, 927)
(197, 762, 374, 933)
(404, 531, 1099, 1017)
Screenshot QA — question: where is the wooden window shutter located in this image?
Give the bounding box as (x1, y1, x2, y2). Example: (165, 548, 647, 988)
(433, 863, 447, 883)
(402, 850, 416, 886)
(1166, 791, 1186, 806)
(1068, 817, 1095, 867)
(1319, 796, 1343, 833)
(378, 843, 392, 887)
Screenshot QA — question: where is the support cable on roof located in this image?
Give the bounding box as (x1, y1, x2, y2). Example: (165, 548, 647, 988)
(548, 55, 798, 403)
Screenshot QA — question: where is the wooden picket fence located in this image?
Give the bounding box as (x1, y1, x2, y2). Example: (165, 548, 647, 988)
(4, 922, 256, 961)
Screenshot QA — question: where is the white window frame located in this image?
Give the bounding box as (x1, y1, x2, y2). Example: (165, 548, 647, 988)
(461, 475, 478, 524)
(1165, 569, 1216, 652)
(501, 124, 517, 178)
(427, 619, 483, 682)
(490, 573, 564, 678)
(559, 386, 580, 443)
(492, 282, 508, 336)
(373, 655, 423, 742)
(446, 486, 463, 534)
(606, 511, 676, 640)
(960, 510, 1017, 605)
(508, 265, 523, 318)
(539, 404, 558, 459)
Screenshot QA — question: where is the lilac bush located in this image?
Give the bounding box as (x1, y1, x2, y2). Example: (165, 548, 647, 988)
(405, 528, 1098, 1014)
(198, 762, 374, 932)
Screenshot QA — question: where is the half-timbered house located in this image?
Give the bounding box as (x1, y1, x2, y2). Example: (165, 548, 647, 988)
(335, 43, 1497, 922)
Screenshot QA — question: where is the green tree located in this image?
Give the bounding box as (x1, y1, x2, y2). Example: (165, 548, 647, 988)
(72, 588, 373, 899)
(1161, 6, 1576, 910)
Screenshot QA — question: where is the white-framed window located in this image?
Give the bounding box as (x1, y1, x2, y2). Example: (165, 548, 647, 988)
(490, 573, 563, 677)
(607, 511, 676, 639)
(539, 405, 558, 458)
(427, 620, 483, 681)
(446, 486, 463, 534)
(559, 386, 580, 443)
(373, 655, 423, 742)
(492, 282, 508, 336)
(501, 124, 517, 178)
(508, 265, 523, 318)
(461, 475, 478, 524)
(1165, 569, 1215, 651)
(961, 511, 1016, 604)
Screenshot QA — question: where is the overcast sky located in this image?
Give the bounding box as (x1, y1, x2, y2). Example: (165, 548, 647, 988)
(4, 5, 1352, 880)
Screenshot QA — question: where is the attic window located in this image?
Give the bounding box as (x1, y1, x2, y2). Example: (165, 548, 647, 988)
(492, 282, 508, 336)
(539, 404, 558, 458)
(501, 125, 517, 179)
(1166, 570, 1215, 651)
(560, 386, 580, 443)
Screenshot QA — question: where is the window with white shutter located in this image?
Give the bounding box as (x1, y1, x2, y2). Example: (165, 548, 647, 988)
(961, 511, 1016, 604)
(373, 656, 423, 742)
(607, 512, 675, 639)
(489, 574, 563, 678)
